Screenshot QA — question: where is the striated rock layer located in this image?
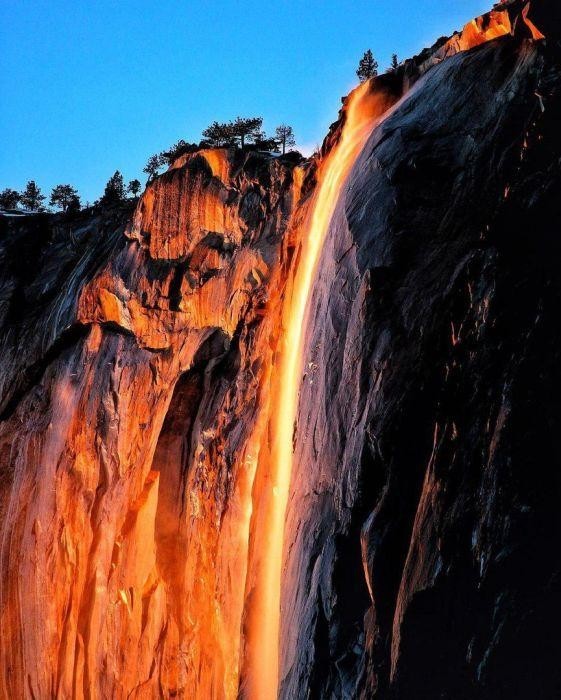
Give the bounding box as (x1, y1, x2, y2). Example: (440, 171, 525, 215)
(1, 1, 560, 698)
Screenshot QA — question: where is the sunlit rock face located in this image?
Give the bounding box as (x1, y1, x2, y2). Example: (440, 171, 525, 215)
(1, 2, 560, 699)
(0, 150, 304, 699)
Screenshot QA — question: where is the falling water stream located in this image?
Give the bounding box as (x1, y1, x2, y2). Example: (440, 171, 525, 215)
(243, 79, 395, 699)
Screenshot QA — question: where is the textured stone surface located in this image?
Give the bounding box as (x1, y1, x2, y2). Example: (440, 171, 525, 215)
(0, 151, 303, 698)
(1, 3, 560, 699)
(280, 27, 561, 700)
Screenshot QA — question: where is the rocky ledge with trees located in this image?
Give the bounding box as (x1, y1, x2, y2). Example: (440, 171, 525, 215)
(142, 118, 300, 183)
(3, 49, 402, 216)
(1, 115, 301, 216)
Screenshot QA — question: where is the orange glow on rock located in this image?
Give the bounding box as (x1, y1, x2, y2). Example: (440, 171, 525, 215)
(0, 7, 544, 696)
(243, 80, 396, 700)
(521, 4, 546, 40)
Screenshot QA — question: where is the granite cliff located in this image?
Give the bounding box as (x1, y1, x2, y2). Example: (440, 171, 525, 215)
(1, 1, 560, 698)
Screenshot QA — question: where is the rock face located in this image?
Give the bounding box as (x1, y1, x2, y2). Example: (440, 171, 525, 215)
(281, 25, 561, 700)
(1, 2, 560, 699)
(0, 152, 304, 698)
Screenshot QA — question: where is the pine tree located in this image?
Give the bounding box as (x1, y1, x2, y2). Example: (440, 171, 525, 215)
(127, 179, 142, 197)
(390, 53, 399, 71)
(201, 121, 235, 147)
(356, 49, 378, 83)
(143, 154, 163, 183)
(20, 181, 46, 211)
(230, 117, 263, 148)
(0, 188, 21, 209)
(275, 125, 296, 155)
(66, 194, 81, 215)
(100, 171, 125, 206)
(253, 133, 280, 152)
(50, 184, 80, 212)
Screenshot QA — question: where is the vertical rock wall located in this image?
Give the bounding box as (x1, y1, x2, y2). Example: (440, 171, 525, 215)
(280, 23, 561, 700)
(0, 150, 303, 698)
(0, 2, 560, 698)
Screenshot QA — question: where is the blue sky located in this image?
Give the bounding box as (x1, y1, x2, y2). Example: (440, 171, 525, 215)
(1, 0, 490, 204)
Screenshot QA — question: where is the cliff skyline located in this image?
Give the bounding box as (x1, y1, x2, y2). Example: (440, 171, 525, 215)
(1, 0, 490, 203)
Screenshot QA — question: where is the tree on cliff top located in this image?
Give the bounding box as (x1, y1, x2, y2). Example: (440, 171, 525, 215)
(160, 140, 199, 165)
(143, 154, 163, 183)
(202, 118, 264, 149)
(252, 133, 280, 152)
(230, 117, 263, 148)
(275, 124, 296, 155)
(356, 49, 378, 82)
(201, 121, 235, 147)
(389, 53, 399, 71)
(50, 184, 80, 213)
(127, 179, 142, 197)
(20, 181, 46, 211)
(100, 171, 125, 205)
(0, 188, 21, 209)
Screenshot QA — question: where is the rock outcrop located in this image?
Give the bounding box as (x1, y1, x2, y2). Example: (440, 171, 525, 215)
(1, 2, 560, 699)
(0, 151, 304, 698)
(281, 21, 561, 700)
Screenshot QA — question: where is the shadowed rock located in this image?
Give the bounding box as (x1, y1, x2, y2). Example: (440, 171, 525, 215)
(0, 3, 560, 698)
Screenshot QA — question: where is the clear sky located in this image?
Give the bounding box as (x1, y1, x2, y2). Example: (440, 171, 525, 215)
(1, 0, 490, 204)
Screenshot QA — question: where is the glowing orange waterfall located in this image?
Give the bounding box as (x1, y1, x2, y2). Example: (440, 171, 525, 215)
(243, 79, 394, 699)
